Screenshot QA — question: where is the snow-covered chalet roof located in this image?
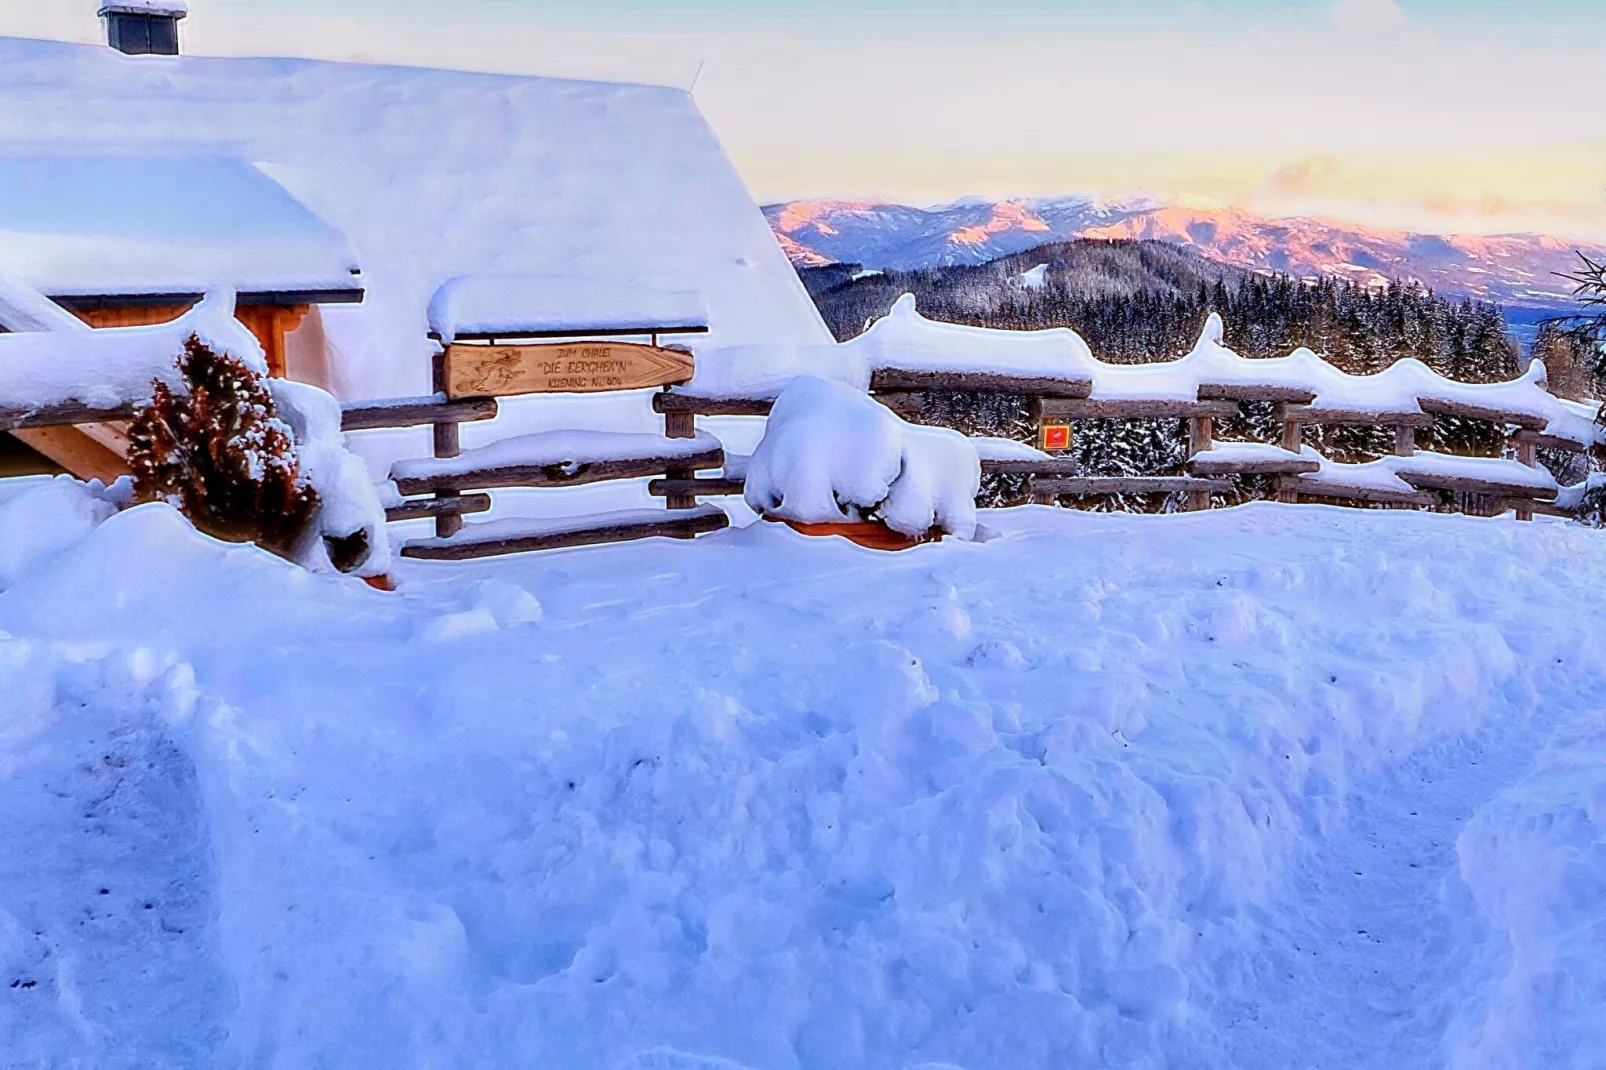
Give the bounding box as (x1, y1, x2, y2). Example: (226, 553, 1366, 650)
(0, 155, 363, 307)
(0, 37, 830, 400)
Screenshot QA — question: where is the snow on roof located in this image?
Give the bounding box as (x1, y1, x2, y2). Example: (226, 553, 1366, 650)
(0, 291, 265, 418)
(0, 273, 88, 334)
(99, 1, 188, 16)
(427, 276, 707, 342)
(846, 294, 1095, 384)
(0, 37, 829, 403)
(0, 155, 361, 301)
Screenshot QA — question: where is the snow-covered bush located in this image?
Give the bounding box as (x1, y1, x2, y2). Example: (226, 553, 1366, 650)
(129, 335, 318, 559)
(744, 375, 980, 540)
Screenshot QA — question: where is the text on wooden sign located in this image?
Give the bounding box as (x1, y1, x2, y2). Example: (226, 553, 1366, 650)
(445, 341, 694, 399)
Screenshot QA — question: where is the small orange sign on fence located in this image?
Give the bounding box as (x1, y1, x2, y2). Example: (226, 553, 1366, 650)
(1040, 422, 1072, 452)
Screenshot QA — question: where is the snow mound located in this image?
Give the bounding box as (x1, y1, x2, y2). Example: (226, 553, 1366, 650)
(677, 342, 870, 400)
(744, 375, 980, 539)
(5, 505, 1606, 1066)
(0, 476, 126, 590)
(269, 379, 392, 577)
(847, 293, 1095, 383)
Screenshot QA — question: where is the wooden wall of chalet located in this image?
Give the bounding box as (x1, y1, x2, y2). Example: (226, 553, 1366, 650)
(4, 302, 313, 482)
(70, 303, 310, 378)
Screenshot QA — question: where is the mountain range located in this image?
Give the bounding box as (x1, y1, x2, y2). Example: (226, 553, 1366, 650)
(765, 196, 1604, 313)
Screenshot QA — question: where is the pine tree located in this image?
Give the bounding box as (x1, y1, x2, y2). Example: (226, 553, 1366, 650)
(129, 335, 318, 557)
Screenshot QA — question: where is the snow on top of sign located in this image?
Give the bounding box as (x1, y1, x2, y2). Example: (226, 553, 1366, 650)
(99, 0, 188, 16)
(426, 276, 708, 342)
(391, 428, 722, 484)
(0, 37, 829, 406)
(677, 342, 870, 400)
(0, 291, 265, 417)
(0, 156, 360, 300)
(744, 375, 980, 539)
(847, 294, 1095, 384)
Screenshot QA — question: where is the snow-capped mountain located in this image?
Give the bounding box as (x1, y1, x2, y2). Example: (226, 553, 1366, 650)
(765, 196, 1603, 310)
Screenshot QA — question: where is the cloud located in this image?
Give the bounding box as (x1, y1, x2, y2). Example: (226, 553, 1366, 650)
(1333, 0, 1406, 35)
(1270, 156, 1341, 196)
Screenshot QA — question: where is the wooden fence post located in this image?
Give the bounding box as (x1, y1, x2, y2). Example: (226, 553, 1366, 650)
(1394, 423, 1416, 457)
(1278, 406, 1302, 504)
(1186, 415, 1214, 511)
(1512, 434, 1536, 522)
(430, 349, 464, 539)
(663, 405, 698, 511)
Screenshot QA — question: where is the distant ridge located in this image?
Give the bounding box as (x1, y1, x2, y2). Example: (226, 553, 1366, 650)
(765, 196, 1604, 311)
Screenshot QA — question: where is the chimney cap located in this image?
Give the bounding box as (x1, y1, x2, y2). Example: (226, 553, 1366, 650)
(99, 1, 188, 18)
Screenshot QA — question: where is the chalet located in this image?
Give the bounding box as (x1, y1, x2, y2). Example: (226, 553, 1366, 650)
(0, 9, 828, 488)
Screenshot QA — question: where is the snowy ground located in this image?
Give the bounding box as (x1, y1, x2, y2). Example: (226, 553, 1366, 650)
(2, 493, 1604, 1068)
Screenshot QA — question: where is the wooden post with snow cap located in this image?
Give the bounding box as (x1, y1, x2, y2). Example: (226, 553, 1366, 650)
(430, 349, 465, 538)
(1277, 404, 1302, 504)
(1186, 415, 1214, 512)
(662, 404, 699, 512)
(1511, 433, 1538, 523)
(1394, 423, 1417, 458)
(1031, 397, 1068, 505)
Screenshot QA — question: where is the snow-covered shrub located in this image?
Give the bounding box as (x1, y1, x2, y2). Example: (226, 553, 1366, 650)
(744, 375, 981, 540)
(129, 335, 318, 559)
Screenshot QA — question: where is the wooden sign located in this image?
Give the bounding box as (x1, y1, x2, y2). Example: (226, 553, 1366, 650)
(445, 341, 694, 399)
(1040, 422, 1072, 452)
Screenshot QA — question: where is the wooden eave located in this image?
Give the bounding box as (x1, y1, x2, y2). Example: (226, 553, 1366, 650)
(49, 287, 366, 312)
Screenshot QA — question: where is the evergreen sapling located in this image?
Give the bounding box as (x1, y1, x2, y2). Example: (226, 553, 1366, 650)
(129, 334, 318, 557)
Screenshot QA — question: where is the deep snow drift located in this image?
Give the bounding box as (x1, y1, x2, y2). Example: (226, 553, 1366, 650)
(1, 493, 1603, 1069)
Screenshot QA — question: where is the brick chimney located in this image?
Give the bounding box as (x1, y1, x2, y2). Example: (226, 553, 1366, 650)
(100, 1, 187, 56)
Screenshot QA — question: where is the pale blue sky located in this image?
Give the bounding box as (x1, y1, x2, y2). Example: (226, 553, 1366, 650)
(4, 0, 1603, 237)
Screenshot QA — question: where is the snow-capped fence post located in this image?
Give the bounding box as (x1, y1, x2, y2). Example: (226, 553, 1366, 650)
(1187, 415, 1214, 511)
(1277, 408, 1303, 503)
(1394, 424, 1417, 458)
(662, 408, 699, 511)
(429, 349, 465, 539)
(1511, 435, 1537, 522)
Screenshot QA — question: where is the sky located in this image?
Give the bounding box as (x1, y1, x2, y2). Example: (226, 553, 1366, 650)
(3, 0, 1604, 240)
